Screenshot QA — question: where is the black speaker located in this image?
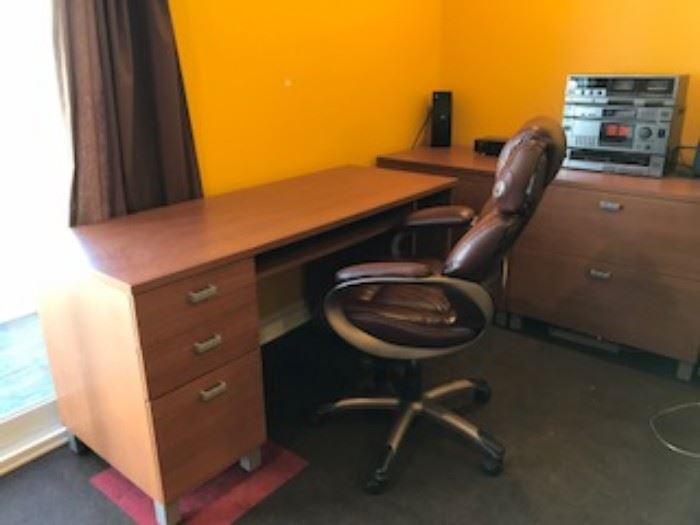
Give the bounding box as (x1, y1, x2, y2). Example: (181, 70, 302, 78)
(430, 91, 452, 147)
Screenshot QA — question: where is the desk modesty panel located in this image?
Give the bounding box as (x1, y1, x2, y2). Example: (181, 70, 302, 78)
(38, 165, 456, 519)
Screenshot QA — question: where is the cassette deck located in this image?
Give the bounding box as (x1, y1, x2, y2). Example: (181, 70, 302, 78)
(562, 74, 688, 177)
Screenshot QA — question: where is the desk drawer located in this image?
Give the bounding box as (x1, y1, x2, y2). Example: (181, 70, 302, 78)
(135, 259, 256, 348)
(508, 249, 700, 362)
(150, 350, 266, 500)
(516, 185, 700, 280)
(142, 311, 258, 399)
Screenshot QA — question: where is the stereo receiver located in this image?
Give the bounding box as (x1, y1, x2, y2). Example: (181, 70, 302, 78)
(562, 74, 688, 177)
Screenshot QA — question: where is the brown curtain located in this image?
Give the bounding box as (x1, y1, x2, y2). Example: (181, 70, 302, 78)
(54, 0, 202, 226)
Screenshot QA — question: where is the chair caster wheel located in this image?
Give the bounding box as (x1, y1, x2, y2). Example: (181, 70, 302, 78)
(365, 469, 389, 495)
(481, 455, 503, 476)
(471, 379, 491, 404)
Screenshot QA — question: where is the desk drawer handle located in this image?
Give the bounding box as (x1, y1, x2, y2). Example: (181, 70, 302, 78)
(599, 200, 623, 212)
(193, 333, 223, 355)
(188, 284, 218, 305)
(589, 268, 612, 281)
(199, 380, 227, 402)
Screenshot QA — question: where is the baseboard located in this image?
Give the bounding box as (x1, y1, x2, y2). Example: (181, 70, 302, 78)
(0, 428, 68, 476)
(0, 400, 68, 476)
(259, 300, 312, 345)
(547, 326, 620, 354)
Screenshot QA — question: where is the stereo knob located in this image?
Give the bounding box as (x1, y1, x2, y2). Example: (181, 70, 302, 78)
(638, 126, 653, 140)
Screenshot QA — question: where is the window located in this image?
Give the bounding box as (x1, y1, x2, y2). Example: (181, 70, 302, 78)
(0, 1, 72, 472)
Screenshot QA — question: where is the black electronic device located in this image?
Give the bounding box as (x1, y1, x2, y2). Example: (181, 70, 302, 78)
(475, 136, 507, 157)
(430, 91, 452, 147)
(694, 143, 700, 177)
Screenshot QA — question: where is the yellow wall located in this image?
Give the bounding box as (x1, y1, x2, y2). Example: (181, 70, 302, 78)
(169, 0, 442, 196)
(172, 0, 700, 194)
(170, 1, 699, 316)
(441, 0, 700, 148)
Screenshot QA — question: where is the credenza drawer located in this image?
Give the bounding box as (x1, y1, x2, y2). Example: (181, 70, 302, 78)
(516, 185, 700, 280)
(142, 311, 258, 399)
(508, 249, 700, 362)
(150, 350, 266, 500)
(134, 259, 256, 348)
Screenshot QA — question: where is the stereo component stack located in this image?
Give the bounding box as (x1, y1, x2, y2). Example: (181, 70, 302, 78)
(562, 74, 688, 177)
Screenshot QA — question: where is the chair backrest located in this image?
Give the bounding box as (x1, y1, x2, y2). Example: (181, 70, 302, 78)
(442, 117, 566, 282)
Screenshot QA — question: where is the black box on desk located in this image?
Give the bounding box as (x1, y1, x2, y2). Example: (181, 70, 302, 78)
(474, 137, 507, 157)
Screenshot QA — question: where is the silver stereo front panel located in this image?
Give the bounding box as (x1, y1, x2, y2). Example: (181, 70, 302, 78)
(561, 74, 688, 177)
(563, 118, 671, 155)
(565, 152, 666, 177)
(564, 74, 687, 107)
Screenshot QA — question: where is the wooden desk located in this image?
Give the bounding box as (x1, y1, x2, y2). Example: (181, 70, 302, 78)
(378, 146, 497, 211)
(39, 165, 455, 524)
(378, 146, 700, 380)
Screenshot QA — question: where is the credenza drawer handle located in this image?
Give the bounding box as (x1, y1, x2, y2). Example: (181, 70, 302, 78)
(188, 284, 218, 305)
(193, 333, 223, 355)
(589, 268, 612, 281)
(199, 380, 227, 402)
(599, 200, 623, 212)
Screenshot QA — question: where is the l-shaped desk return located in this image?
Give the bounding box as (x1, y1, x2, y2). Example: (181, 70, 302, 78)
(378, 145, 700, 381)
(38, 165, 455, 523)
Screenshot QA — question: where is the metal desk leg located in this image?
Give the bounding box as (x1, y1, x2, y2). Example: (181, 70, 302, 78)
(67, 433, 88, 454)
(154, 500, 181, 525)
(239, 447, 262, 472)
(676, 360, 695, 382)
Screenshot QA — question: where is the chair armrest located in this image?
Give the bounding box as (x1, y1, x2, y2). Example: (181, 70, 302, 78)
(391, 205, 476, 259)
(335, 262, 433, 282)
(403, 205, 475, 228)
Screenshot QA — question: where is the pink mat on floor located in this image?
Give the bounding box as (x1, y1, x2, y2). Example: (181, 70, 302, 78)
(91, 443, 307, 524)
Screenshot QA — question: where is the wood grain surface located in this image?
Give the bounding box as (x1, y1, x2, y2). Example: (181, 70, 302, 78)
(508, 249, 700, 362)
(68, 166, 456, 292)
(38, 274, 163, 499)
(378, 145, 700, 204)
(150, 350, 266, 500)
(515, 185, 700, 281)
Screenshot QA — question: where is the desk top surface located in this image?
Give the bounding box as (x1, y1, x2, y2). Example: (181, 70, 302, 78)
(378, 145, 700, 204)
(66, 165, 455, 291)
(378, 145, 499, 175)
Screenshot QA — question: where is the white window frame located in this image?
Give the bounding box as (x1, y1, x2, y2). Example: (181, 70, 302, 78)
(0, 401, 66, 475)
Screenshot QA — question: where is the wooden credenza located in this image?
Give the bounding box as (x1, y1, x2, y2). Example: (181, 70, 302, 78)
(378, 146, 700, 379)
(39, 166, 455, 524)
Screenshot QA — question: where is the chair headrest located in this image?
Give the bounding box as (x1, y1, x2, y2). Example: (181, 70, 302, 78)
(492, 117, 566, 215)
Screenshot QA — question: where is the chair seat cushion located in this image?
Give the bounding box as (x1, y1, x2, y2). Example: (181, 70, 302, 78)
(415, 257, 445, 275)
(343, 283, 484, 348)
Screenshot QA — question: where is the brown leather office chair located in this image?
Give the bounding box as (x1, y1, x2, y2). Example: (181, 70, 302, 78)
(317, 117, 566, 493)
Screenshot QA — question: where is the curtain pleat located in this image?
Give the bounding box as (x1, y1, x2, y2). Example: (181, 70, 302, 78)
(54, 0, 202, 226)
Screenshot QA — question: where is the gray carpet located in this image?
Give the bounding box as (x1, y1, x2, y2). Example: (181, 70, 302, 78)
(2, 324, 699, 525)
